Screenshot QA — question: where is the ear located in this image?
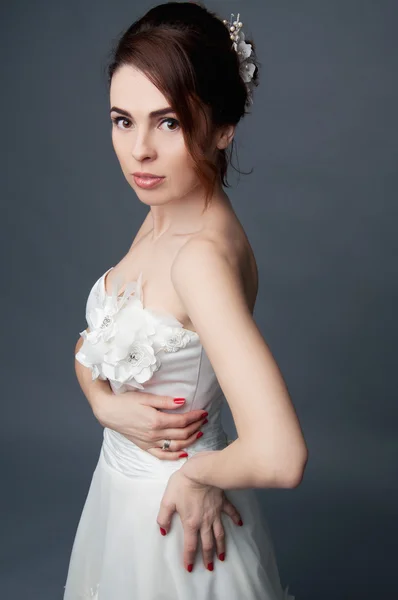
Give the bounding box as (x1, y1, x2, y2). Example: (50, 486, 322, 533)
(215, 124, 236, 150)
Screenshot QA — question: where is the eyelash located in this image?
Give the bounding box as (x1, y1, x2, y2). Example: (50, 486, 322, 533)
(111, 116, 180, 132)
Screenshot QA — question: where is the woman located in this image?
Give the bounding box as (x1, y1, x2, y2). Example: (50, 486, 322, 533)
(63, 2, 308, 599)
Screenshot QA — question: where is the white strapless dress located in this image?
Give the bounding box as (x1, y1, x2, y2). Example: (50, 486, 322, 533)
(63, 267, 295, 600)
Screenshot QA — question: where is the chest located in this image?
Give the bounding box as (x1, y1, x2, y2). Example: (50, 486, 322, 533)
(105, 237, 195, 331)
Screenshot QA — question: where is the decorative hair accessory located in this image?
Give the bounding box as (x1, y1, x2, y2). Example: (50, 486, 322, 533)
(222, 12, 256, 106)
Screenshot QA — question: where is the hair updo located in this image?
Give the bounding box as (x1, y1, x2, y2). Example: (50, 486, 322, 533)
(106, 1, 260, 208)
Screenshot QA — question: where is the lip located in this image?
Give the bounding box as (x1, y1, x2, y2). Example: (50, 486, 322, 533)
(132, 171, 163, 178)
(132, 174, 165, 189)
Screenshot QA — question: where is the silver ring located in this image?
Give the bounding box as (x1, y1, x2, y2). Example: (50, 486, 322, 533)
(161, 439, 172, 451)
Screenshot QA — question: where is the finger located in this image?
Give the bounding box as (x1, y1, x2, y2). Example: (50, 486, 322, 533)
(200, 524, 216, 571)
(222, 499, 243, 527)
(141, 394, 188, 411)
(142, 394, 208, 426)
(147, 423, 205, 458)
(212, 517, 226, 562)
(147, 447, 189, 461)
(156, 497, 176, 536)
(183, 523, 199, 573)
(155, 427, 206, 456)
(161, 416, 208, 441)
(156, 409, 209, 431)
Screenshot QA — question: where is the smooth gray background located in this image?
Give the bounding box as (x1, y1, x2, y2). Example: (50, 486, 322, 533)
(1, 1, 397, 598)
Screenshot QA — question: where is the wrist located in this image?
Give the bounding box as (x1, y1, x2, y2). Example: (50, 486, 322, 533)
(180, 451, 219, 485)
(88, 383, 113, 424)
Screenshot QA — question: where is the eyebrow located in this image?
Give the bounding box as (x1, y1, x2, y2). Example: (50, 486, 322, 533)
(109, 106, 175, 119)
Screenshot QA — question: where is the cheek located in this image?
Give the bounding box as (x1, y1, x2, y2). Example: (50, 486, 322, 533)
(170, 155, 200, 191)
(171, 139, 195, 170)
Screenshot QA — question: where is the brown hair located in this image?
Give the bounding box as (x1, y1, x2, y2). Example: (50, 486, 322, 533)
(106, 1, 260, 208)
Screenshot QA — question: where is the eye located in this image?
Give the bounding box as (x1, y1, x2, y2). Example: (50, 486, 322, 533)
(159, 117, 180, 132)
(111, 116, 180, 132)
(111, 116, 131, 130)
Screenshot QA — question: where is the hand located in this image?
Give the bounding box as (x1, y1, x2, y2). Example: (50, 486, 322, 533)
(156, 454, 243, 572)
(96, 389, 208, 460)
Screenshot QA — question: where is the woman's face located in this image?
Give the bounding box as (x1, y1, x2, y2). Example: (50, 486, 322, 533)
(110, 65, 206, 207)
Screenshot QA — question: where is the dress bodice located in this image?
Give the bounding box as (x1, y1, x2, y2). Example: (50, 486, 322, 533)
(75, 267, 231, 479)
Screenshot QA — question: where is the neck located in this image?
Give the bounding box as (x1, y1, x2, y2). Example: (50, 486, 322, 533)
(148, 181, 230, 241)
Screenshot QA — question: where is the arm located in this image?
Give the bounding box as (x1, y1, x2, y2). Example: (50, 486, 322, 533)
(75, 335, 112, 421)
(171, 238, 309, 490)
(75, 334, 209, 459)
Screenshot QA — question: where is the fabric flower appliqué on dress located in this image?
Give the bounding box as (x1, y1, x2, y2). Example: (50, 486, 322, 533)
(75, 269, 193, 390)
(101, 337, 160, 386)
(154, 325, 192, 353)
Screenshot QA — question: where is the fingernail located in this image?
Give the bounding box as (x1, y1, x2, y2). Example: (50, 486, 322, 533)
(238, 519, 243, 526)
(207, 562, 214, 571)
(202, 412, 208, 418)
(196, 431, 203, 439)
(202, 418, 208, 425)
(187, 564, 193, 572)
(219, 552, 225, 561)
(179, 452, 188, 458)
(160, 527, 167, 536)
(174, 398, 185, 404)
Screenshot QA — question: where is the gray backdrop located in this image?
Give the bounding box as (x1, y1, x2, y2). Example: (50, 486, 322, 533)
(1, 1, 397, 598)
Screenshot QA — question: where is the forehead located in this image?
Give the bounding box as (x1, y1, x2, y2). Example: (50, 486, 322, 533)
(110, 65, 168, 109)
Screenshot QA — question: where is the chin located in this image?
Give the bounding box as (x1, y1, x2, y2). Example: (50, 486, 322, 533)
(132, 189, 173, 207)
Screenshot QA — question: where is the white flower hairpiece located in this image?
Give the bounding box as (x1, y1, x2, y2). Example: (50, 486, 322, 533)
(222, 12, 256, 106)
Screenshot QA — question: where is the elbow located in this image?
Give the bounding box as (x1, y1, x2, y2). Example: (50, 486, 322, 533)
(257, 446, 309, 489)
(242, 438, 309, 489)
(281, 466, 305, 489)
(278, 447, 309, 489)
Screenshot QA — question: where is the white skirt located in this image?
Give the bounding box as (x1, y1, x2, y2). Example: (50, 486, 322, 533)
(63, 442, 295, 600)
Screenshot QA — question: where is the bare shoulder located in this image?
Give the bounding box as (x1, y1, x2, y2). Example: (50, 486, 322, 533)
(171, 212, 259, 343)
(172, 234, 235, 289)
(171, 233, 256, 348)
(172, 214, 258, 315)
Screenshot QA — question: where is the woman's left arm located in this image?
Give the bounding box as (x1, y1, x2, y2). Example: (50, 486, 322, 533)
(171, 236, 309, 490)
(156, 237, 308, 572)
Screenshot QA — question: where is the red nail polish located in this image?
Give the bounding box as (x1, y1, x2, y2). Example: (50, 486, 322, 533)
(207, 562, 214, 571)
(160, 527, 167, 536)
(174, 398, 185, 404)
(187, 564, 193, 572)
(202, 419, 208, 425)
(196, 431, 203, 439)
(179, 452, 188, 458)
(219, 552, 225, 561)
(238, 519, 243, 526)
(202, 412, 208, 418)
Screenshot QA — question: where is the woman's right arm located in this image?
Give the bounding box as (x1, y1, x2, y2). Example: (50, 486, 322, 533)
(74, 336, 209, 460)
(74, 335, 112, 421)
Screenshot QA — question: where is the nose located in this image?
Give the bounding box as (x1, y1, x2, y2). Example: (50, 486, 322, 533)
(130, 128, 156, 162)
